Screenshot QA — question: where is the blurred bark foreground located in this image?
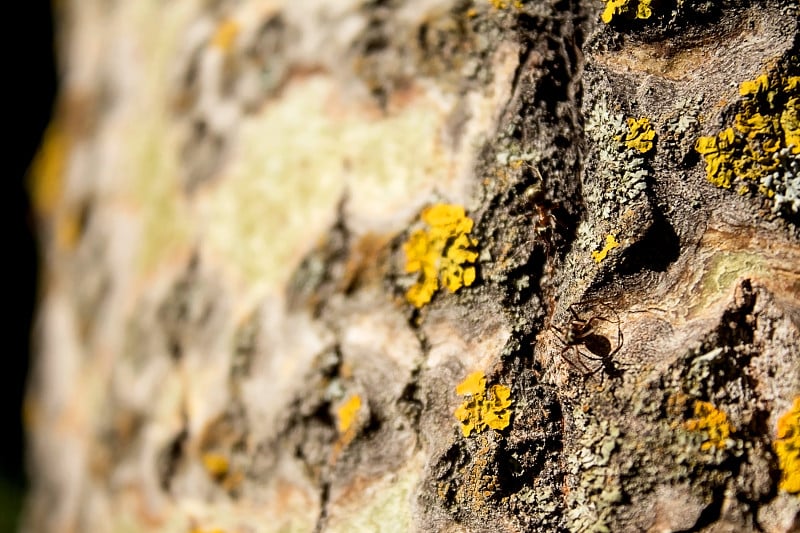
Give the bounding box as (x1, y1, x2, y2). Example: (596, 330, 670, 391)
(26, 1, 799, 532)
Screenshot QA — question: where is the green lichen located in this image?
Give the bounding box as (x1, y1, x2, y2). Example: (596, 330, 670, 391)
(566, 408, 623, 533)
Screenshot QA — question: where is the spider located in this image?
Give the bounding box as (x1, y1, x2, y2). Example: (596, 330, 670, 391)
(552, 301, 624, 379)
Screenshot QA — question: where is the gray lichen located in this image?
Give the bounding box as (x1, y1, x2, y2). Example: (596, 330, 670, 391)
(585, 97, 650, 219)
(762, 146, 800, 215)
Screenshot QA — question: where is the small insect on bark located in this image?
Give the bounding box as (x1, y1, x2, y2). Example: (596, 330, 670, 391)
(516, 165, 562, 256)
(552, 301, 624, 379)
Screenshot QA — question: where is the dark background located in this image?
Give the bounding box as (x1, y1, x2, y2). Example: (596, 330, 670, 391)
(6, 1, 56, 530)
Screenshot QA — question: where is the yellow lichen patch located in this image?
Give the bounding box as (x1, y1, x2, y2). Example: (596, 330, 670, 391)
(601, 0, 652, 24)
(774, 396, 800, 494)
(210, 19, 239, 52)
(403, 204, 478, 308)
(694, 71, 800, 202)
(684, 401, 735, 451)
(488, 0, 523, 9)
(624, 117, 656, 154)
(202, 453, 230, 478)
(454, 371, 513, 437)
(29, 119, 69, 217)
(591, 234, 620, 263)
(337, 394, 362, 434)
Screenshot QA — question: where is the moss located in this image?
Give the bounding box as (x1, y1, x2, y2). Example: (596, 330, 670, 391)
(695, 71, 800, 215)
(683, 401, 735, 451)
(775, 396, 800, 494)
(403, 204, 478, 308)
(454, 371, 513, 437)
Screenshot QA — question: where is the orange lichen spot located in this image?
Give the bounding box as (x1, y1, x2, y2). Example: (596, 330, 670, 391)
(684, 401, 735, 451)
(601, 0, 652, 24)
(202, 453, 229, 478)
(591, 234, 620, 263)
(211, 19, 240, 52)
(454, 371, 513, 437)
(190, 528, 225, 533)
(403, 204, 478, 308)
(775, 396, 800, 494)
(29, 119, 68, 217)
(695, 71, 800, 204)
(337, 394, 362, 434)
(623, 117, 656, 154)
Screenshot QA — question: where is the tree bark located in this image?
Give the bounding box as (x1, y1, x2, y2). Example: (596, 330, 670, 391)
(25, 0, 799, 532)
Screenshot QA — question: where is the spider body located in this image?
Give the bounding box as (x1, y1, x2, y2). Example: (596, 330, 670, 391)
(553, 302, 624, 378)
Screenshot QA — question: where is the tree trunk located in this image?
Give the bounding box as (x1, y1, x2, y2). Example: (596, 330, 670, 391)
(25, 0, 799, 532)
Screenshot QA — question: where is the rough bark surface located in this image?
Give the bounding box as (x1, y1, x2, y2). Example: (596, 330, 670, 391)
(26, 0, 799, 532)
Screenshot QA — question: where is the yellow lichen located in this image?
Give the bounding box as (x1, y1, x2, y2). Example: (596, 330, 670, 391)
(624, 117, 656, 154)
(29, 119, 68, 217)
(775, 396, 800, 494)
(211, 19, 239, 52)
(202, 453, 229, 478)
(601, 0, 652, 24)
(591, 234, 620, 263)
(403, 204, 478, 308)
(684, 401, 735, 451)
(337, 394, 362, 434)
(695, 71, 800, 199)
(454, 371, 513, 437)
(489, 0, 523, 9)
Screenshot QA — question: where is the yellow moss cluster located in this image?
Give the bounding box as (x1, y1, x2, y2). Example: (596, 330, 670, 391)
(601, 0, 652, 24)
(623, 117, 656, 154)
(454, 371, 512, 437)
(775, 396, 800, 494)
(403, 204, 478, 308)
(695, 73, 799, 192)
(684, 401, 735, 451)
(592, 234, 620, 263)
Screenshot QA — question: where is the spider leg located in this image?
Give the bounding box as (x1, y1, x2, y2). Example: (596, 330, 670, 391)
(560, 346, 594, 375)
